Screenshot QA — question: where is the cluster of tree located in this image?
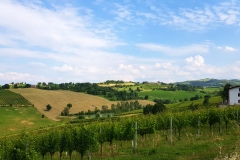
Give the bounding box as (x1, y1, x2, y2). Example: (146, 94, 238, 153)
(143, 101, 167, 115)
(190, 95, 202, 101)
(159, 84, 199, 91)
(153, 98, 177, 104)
(104, 80, 125, 84)
(37, 82, 140, 101)
(61, 103, 72, 116)
(0, 83, 31, 89)
(77, 101, 144, 116)
(110, 101, 143, 113)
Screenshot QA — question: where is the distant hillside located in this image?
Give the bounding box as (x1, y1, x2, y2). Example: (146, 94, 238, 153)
(176, 78, 240, 87)
(11, 88, 153, 121)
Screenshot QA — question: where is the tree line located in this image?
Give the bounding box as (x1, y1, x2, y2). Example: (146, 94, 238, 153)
(37, 82, 140, 101)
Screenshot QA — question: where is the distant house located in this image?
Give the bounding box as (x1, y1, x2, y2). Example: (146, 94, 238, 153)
(229, 86, 240, 105)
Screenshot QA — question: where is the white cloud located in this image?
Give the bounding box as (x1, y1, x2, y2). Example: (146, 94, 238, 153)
(51, 64, 73, 72)
(119, 64, 139, 74)
(0, 0, 122, 52)
(0, 72, 47, 83)
(216, 45, 237, 52)
(145, 0, 240, 31)
(136, 12, 156, 19)
(139, 65, 146, 70)
(185, 55, 205, 67)
(225, 46, 237, 52)
(112, 4, 133, 21)
(28, 62, 47, 68)
(137, 43, 209, 56)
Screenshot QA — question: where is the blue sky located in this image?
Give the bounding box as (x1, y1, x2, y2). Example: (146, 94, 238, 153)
(0, 0, 240, 84)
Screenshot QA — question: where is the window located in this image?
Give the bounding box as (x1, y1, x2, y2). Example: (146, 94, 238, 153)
(238, 93, 240, 97)
(238, 100, 240, 103)
(239, 88, 240, 92)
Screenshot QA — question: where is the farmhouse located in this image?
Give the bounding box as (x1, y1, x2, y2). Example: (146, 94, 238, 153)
(229, 86, 240, 105)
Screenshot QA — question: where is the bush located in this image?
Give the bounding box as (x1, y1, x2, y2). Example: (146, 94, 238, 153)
(148, 148, 157, 155)
(46, 104, 52, 111)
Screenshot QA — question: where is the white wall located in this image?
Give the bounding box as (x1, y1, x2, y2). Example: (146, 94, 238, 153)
(229, 87, 240, 105)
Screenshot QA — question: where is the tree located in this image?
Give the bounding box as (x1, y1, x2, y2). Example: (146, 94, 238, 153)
(144, 95, 149, 100)
(143, 104, 153, 115)
(67, 103, 72, 109)
(152, 101, 166, 114)
(58, 130, 68, 160)
(46, 104, 52, 111)
(61, 107, 69, 116)
(189, 102, 199, 111)
(219, 83, 231, 103)
(2, 84, 10, 89)
(76, 127, 98, 160)
(203, 95, 210, 106)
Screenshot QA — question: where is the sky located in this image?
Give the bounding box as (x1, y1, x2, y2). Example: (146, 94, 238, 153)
(1, 0, 240, 84)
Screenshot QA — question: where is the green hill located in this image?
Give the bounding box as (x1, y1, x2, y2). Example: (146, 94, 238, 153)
(177, 78, 240, 87)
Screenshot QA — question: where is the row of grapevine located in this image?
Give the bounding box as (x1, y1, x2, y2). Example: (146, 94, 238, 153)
(0, 90, 32, 106)
(1, 106, 240, 159)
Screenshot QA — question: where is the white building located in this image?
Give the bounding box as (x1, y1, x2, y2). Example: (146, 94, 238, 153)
(229, 86, 240, 105)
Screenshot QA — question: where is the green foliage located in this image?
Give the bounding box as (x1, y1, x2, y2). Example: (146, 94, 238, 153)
(139, 90, 206, 102)
(219, 83, 231, 102)
(46, 104, 52, 111)
(2, 105, 240, 159)
(67, 103, 72, 109)
(61, 107, 69, 116)
(143, 101, 166, 115)
(203, 95, 211, 106)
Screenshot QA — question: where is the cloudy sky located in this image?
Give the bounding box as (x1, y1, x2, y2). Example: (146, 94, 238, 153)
(1, 0, 240, 84)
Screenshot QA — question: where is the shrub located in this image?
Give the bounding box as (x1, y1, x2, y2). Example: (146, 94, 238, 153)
(46, 104, 52, 111)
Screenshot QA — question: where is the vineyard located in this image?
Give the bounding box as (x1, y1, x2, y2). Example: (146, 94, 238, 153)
(0, 90, 32, 106)
(1, 106, 240, 159)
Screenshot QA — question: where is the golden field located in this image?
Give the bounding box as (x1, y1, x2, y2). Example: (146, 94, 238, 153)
(11, 88, 153, 121)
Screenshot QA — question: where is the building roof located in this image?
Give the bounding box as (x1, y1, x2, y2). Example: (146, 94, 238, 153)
(229, 86, 240, 90)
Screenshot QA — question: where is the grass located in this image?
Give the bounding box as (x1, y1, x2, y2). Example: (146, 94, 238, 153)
(0, 106, 58, 137)
(166, 96, 222, 112)
(139, 90, 206, 102)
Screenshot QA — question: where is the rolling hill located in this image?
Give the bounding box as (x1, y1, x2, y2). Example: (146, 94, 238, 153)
(11, 88, 153, 121)
(176, 78, 240, 87)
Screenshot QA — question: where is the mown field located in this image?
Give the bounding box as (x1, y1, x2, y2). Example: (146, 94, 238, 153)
(138, 90, 206, 102)
(11, 88, 153, 121)
(0, 107, 58, 136)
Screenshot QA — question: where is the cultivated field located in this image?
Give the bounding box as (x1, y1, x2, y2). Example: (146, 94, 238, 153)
(11, 88, 153, 121)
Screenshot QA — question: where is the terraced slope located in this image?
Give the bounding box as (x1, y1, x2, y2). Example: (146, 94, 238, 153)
(11, 88, 153, 121)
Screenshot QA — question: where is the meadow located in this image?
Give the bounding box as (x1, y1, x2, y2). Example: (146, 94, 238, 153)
(138, 90, 207, 102)
(0, 106, 58, 136)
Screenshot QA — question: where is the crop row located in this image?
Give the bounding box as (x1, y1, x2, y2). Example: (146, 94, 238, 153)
(0, 90, 32, 106)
